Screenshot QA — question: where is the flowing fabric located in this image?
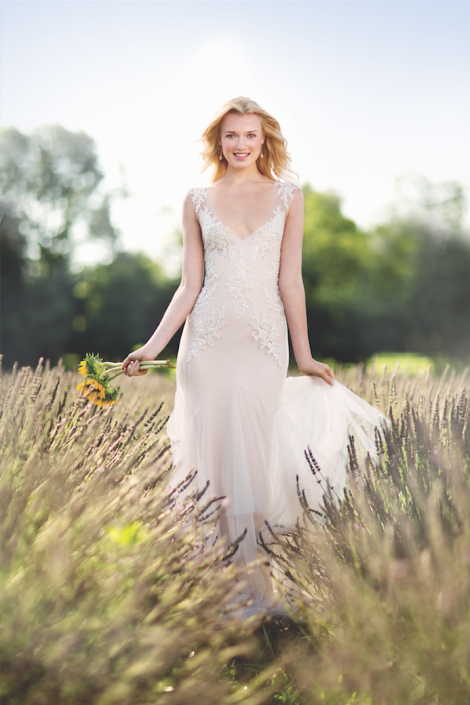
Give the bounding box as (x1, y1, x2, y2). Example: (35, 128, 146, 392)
(167, 182, 388, 614)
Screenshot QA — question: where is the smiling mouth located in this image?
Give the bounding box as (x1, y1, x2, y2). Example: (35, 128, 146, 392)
(234, 152, 250, 159)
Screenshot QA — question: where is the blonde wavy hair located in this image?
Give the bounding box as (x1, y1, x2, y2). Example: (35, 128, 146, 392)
(200, 97, 298, 183)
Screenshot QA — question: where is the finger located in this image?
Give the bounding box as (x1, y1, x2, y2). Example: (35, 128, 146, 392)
(122, 356, 132, 370)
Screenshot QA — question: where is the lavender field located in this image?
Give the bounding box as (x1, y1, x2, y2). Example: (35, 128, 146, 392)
(1, 358, 469, 704)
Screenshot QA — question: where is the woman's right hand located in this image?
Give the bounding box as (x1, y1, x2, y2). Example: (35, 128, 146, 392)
(122, 347, 154, 377)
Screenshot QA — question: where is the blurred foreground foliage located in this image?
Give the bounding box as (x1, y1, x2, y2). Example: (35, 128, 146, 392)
(0, 360, 274, 705)
(264, 363, 470, 704)
(1, 361, 469, 704)
(1, 125, 470, 367)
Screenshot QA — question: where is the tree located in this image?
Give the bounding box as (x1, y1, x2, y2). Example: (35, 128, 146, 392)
(300, 181, 470, 362)
(301, 185, 377, 361)
(0, 125, 120, 366)
(0, 125, 118, 276)
(70, 253, 178, 362)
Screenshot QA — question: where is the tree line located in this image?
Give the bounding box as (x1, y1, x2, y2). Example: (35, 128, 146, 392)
(1, 125, 469, 368)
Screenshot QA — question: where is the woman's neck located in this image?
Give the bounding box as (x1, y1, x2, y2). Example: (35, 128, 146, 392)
(222, 164, 266, 185)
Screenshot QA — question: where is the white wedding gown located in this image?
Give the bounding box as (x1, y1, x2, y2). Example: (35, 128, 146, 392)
(167, 182, 388, 614)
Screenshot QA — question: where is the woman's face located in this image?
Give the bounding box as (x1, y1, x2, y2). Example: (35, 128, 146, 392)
(220, 113, 264, 171)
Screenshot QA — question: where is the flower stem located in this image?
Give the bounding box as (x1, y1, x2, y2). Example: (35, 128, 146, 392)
(106, 359, 175, 381)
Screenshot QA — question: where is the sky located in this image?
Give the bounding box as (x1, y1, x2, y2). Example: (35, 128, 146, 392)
(2, 0, 470, 268)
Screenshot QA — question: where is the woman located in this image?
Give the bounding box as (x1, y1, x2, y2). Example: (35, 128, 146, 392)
(123, 97, 387, 615)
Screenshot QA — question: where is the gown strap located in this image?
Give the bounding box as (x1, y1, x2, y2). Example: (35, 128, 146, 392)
(274, 182, 301, 213)
(188, 187, 208, 218)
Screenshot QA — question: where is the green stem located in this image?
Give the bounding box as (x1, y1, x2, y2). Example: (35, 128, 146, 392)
(105, 359, 175, 382)
(107, 370, 125, 382)
(103, 359, 174, 371)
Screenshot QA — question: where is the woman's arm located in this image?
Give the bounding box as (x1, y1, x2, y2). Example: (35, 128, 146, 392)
(122, 193, 204, 376)
(278, 188, 334, 386)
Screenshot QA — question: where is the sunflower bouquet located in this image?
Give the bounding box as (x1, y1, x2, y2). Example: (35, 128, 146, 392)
(77, 352, 175, 407)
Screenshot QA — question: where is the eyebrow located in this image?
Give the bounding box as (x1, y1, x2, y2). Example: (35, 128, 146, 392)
(223, 129, 258, 134)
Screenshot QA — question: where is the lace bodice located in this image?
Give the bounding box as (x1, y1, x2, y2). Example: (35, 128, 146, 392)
(187, 182, 300, 366)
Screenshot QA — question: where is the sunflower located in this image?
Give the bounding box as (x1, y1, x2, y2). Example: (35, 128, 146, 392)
(77, 353, 174, 408)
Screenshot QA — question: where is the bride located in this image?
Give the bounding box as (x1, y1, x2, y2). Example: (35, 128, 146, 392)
(122, 96, 387, 615)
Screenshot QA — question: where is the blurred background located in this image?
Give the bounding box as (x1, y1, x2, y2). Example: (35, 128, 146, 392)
(1, 0, 470, 370)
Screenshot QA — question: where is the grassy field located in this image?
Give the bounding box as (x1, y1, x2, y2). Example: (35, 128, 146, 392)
(1, 357, 469, 704)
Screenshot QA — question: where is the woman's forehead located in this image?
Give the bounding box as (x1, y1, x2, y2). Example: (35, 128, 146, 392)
(221, 113, 262, 132)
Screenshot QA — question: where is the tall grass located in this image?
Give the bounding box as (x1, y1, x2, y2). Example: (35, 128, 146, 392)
(1, 358, 469, 704)
(0, 358, 274, 705)
(265, 364, 470, 704)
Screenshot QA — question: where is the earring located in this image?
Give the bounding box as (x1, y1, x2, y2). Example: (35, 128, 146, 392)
(260, 147, 264, 158)
(219, 153, 223, 161)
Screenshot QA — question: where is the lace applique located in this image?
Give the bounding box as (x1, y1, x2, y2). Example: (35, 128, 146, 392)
(205, 251, 218, 280)
(263, 258, 285, 320)
(189, 187, 207, 214)
(250, 209, 285, 261)
(226, 254, 254, 319)
(192, 285, 217, 317)
(199, 209, 237, 261)
(192, 253, 220, 317)
(187, 304, 227, 362)
(250, 303, 282, 367)
(278, 183, 299, 211)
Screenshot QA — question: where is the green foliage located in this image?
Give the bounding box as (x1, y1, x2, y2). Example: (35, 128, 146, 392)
(0, 251, 178, 368)
(72, 253, 178, 362)
(301, 184, 470, 361)
(0, 124, 138, 369)
(0, 360, 273, 705)
(1, 264, 76, 366)
(0, 125, 116, 276)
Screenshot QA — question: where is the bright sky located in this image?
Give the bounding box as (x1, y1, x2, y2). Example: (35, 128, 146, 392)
(2, 0, 470, 268)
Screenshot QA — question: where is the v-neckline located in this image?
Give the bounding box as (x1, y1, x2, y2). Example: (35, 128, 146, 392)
(206, 183, 277, 241)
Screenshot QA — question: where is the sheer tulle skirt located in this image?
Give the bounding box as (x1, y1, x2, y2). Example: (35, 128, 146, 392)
(167, 339, 389, 613)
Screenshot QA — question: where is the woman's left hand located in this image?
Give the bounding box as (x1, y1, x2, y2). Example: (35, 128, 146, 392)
(299, 358, 335, 386)
(122, 347, 154, 377)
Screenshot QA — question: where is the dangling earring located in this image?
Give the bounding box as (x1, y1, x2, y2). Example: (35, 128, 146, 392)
(260, 146, 264, 159)
(219, 153, 223, 161)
